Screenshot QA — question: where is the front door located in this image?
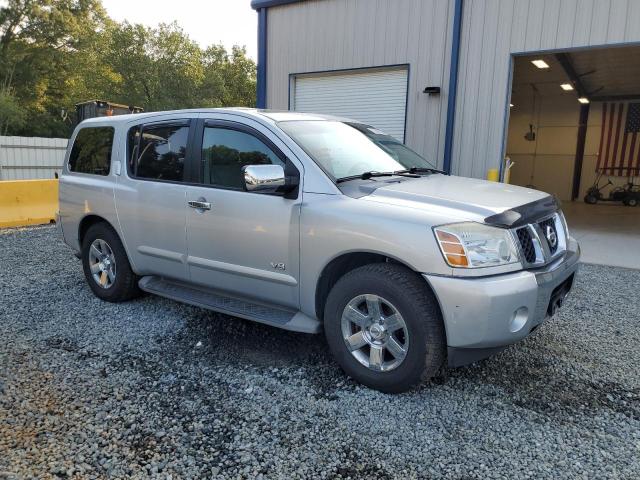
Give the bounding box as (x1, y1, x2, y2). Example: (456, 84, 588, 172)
(184, 117, 303, 309)
(115, 118, 194, 281)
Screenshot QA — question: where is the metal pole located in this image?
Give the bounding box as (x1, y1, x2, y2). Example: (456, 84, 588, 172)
(572, 103, 590, 200)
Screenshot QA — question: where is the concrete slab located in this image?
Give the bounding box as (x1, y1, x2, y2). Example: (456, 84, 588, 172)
(562, 201, 640, 269)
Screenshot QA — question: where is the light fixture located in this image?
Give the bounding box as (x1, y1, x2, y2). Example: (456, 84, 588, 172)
(531, 59, 550, 69)
(434, 223, 519, 268)
(578, 97, 589, 104)
(509, 103, 514, 108)
(560, 83, 574, 91)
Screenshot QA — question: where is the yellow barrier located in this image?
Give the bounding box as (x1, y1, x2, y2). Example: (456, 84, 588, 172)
(486, 168, 500, 182)
(0, 179, 59, 228)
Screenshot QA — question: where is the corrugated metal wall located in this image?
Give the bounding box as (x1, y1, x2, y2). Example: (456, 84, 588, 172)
(0, 136, 68, 181)
(453, 0, 640, 178)
(266, 0, 454, 168)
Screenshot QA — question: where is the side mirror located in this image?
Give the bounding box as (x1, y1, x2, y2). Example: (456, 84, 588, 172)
(243, 164, 297, 194)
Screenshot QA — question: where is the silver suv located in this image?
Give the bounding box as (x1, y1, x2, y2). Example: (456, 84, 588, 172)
(58, 108, 580, 393)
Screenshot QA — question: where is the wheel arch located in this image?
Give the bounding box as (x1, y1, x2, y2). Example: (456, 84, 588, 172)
(77, 214, 137, 272)
(78, 214, 117, 247)
(314, 250, 437, 323)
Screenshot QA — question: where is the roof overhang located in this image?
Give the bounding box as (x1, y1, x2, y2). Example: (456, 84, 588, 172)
(251, 0, 305, 9)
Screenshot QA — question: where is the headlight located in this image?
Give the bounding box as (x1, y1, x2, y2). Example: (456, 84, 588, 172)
(434, 222, 520, 268)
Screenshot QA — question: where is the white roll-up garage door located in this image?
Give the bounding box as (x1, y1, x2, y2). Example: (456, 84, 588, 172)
(291, 67, 408, 142)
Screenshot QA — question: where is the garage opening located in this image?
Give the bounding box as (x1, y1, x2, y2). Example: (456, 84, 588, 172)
(505, 46, 640, 268)
(290, 66, 409, 142)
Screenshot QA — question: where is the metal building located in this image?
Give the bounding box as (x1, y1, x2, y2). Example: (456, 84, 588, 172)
(251, 0, 640, 180)
(0, 136, 68, 180)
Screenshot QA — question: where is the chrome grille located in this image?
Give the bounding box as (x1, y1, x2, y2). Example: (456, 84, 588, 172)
(538, 217, 558, 255)
(513, 212, 567, 267)
(516, 227, 536, 263)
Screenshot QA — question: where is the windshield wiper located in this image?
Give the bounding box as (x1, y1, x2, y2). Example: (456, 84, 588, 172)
(335, 170, 419, 183)
(395, 166, 447, 175)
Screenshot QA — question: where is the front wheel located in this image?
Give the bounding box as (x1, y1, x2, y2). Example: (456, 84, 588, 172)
(81, 222, 141, 302)
(623, 197, 638, 207)
(584, 193, 598, 204)
(324, 263, 446, 393)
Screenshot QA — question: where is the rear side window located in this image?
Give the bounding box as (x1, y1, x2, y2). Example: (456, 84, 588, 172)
(130, 123, 188, 182)
(68, 127, 114, 175)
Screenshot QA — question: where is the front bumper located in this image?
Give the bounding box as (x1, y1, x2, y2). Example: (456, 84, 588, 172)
(424, 237, 580, 367)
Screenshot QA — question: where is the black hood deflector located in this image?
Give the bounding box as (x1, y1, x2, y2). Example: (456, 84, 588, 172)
(484, 195, 559, 228)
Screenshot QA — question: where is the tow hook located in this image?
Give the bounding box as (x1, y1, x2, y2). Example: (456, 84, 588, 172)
(550, 296, 563, 316)
(549, 290, 570, 316)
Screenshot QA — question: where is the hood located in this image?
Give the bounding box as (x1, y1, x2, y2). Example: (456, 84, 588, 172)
(356, 174, 550, 220)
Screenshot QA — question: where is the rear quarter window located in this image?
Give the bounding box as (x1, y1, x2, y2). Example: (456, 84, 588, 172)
(68, 126, 114, 175)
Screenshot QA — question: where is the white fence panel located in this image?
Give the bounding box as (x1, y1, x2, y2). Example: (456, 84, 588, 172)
(0, 136, 68, 181)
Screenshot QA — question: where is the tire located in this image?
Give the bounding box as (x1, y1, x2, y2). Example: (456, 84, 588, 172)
(584, 194, 598, 205)
(623, 197, 638, 207)
(81, 222, 141, 302)
(324, 263, 446, 393)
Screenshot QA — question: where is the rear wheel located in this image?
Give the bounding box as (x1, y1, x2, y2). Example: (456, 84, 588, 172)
(324, 263, 446, 393)
(623, 197, 638, 207)
(81, 223, 141, 302)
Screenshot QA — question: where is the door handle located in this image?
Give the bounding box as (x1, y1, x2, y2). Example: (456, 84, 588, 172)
(188, 200, 212, 210)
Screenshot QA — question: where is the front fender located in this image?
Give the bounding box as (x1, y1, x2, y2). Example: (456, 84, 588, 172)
(299, 193, 454, 319)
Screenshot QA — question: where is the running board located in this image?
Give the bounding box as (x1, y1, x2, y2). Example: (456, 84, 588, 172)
(138, 276, 321, 334)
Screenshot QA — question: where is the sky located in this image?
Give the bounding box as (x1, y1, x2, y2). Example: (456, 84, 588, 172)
(101, 0, 258, 59)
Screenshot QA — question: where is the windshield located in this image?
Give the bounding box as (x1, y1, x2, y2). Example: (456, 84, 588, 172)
(278, 120, 437, 181)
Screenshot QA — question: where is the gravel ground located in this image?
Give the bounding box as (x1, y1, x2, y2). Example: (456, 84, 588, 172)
(0, 225, 639, 479)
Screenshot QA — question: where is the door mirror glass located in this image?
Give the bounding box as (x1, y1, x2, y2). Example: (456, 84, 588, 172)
(243, 164, 286, 193)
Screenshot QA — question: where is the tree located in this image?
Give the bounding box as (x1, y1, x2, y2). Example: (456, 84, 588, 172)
(0, 0, 257, 138)
(0, 88, 26, 134)
(201, 45, 256, 108)
(104, 22, 256, 112)
(103, 22, 205, 111)
(0, 0, 111, 137)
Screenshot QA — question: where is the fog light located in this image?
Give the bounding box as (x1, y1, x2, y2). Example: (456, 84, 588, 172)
(509, 307, 528, 333)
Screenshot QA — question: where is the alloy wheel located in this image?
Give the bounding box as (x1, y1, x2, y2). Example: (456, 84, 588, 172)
(340, 294, 409, 372)
(88, 239, 116, 289)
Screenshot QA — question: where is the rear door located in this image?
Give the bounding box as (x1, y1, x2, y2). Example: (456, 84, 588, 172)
(183, 115, 303, 309)
(115, 116, 196, 280)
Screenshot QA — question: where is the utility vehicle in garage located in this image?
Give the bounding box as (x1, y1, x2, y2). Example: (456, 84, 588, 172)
(57, 108, 580, 393)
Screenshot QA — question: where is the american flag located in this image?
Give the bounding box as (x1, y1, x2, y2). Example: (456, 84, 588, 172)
(597, 102, 640, 176)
